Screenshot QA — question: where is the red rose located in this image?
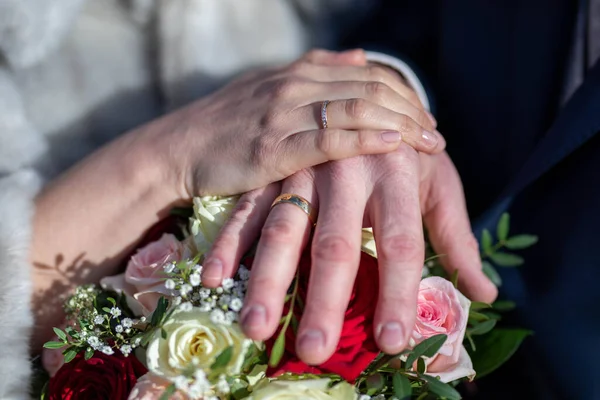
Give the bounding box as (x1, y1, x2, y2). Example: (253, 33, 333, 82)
(47, 351, 147, 400)
(265, 251, 380, 382)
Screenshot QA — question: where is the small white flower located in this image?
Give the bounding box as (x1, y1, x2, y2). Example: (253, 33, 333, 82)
(189, 272, 201, 287)
(165, 279, 176, 290)
(180, 302, 193, 312)
(216, 287, 224, 294)
(210, 309, 226, 325)
(229, 297, 243, 312)
(164, 262, 177, 274)
(216, 374, 230, 394)
(101, 346, 114, 355)
(140, 316, 147, 323)
(198, 303, 212, 312)
(180, 283, 193, 296)
(173, 376, 190, 391)
(193, 264, 203, 273)
(199, 288, 211, 299)
(87, 336, 100, 348)
(93, 315, 104, 325)
(115, 325, 123, 333)
(121, 318, 133, 328)
(233, 287, 245, 299)
(218, 294, 232, 308)
(120, 344, 132, 356)
(222, 278, 235, 290)
(133, 337, 142, 347)
(359, 395, 372, 400)
(225, 311, 237, 323)
(110, 307, 121, 318)
(238, 265, 250, 280)
(173, 296, 183, 306)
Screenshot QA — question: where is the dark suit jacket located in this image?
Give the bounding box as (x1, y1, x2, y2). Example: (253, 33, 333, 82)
(333, 1, 600, 398)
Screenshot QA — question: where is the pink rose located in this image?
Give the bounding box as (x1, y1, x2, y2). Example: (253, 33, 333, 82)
(412, 276, 475, 383)
(101, 234, 190, 315)
(128, 373, 189, 400)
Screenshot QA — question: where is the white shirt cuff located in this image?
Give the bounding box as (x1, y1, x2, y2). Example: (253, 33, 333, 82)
(365, 51, 431, 112)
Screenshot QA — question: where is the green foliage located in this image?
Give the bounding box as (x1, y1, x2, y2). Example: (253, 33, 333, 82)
(488, 252, 524, 267)
(151, 297, 169, 328)
(420, 374, 461, 400)
(406, 334, 447, 370)
(392, 372, 412, 400)
(43, 341, 67, 350)
(269, 271, 301, 367)
(482, 261, 502, 286)
(211, 346, 234, 370)
(496, 213, 510, 241)
(505, 234, 538, 249)
(158, 384, 177, 400)
(468, 328, 532, 378)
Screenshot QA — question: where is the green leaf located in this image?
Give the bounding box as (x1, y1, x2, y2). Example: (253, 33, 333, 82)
(63, 348, 78, 363)
(469, 319, 497, 335)
(161, 328, 168, 340)
(268, 330, 286, 367)
(470, 301, 492, 310)
(101, 307, 111, 314)
(406, 334, 447, 368)
(85, 347, 94, 360)
(158, 384, 177, 400)
(211, 346, 233, 370)
(488, 252, 524, 267)
(468, 328, 532, 378)
(392, 372, 412, 400)
(481, 229, 493, 253)
(451, 269, 459, 288)
(65, 326, 77, 338)
(53, 328, 67, 342)
(43, 341, 67, 349)
(492, 300, 516, 312)
(482, 261, 502, 286)
(417, 357, 426, 374)
(468, 311, 490, 322)
(505, 234, 538, 249)
(151, 297, 169, 327)
(496, 213, 510, 241)
(107, 297, 116, 306)
(421, 374, 461, 400)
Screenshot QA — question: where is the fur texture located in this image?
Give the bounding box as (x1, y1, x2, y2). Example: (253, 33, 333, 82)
(0, 0, 320, 397)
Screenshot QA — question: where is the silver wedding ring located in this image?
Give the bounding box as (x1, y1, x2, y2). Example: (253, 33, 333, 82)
(321, 100, 330, 129)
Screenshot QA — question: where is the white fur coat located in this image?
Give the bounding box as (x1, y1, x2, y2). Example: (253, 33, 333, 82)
(0, 0, 353, 397)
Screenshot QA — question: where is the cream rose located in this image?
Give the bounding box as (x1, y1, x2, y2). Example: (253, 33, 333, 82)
(245, 379, 358, 400)
(100, 233, 189, 315)
(411, 276, 475, 382)
(190, 195, 238, 255)
(146, 307, 251, 379)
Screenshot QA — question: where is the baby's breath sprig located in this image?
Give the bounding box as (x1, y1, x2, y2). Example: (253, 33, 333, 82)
(44, 285, 146, 361)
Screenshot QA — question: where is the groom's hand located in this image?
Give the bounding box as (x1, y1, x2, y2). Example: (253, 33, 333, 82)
(203, 149, 497, 365)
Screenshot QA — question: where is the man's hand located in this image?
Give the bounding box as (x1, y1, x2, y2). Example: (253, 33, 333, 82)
(201, 148, 497, 365)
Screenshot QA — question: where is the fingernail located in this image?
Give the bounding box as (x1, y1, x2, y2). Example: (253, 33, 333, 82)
(377, 322, 405, 350)
(426, 111, 437, 127)
(421, 130, 439, 148)
(297, 329, 325, 354)
(201, 258, 223, 281)
(241, 304, 267, 330)
(381, 130, 401, 143)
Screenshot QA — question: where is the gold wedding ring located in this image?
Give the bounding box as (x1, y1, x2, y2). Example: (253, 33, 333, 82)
(320, 100, 330, 129)
(271, 193, 317, 225)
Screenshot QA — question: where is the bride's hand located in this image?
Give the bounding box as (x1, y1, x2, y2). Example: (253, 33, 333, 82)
(147, 49, 444, 201)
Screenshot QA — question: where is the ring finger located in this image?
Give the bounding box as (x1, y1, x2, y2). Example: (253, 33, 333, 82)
(240, 170, 317, 341)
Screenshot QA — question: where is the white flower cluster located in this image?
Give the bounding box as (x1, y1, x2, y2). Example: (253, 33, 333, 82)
(164, 262, 251, 325)
(359, 395, 398, 400)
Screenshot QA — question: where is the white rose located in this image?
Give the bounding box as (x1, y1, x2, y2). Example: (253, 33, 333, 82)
(190, 196, 238, 255)
(146, 307, 251, 380)
(245, 379, 358, 400)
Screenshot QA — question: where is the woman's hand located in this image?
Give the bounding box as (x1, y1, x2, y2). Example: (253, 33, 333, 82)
(30, 49, 443, 349)
(150, 49, 444, 201)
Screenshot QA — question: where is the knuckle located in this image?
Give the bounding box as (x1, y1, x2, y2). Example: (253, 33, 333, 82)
(271, 77, 300, 100)
(232, 199, 256, 221)
(261, 219, 296, 244)
(367, 65, 388, 82)
(312, 234, 355, 263)
(407, 91, 421, 107)
(365, 81, 389, 103)
(303, 48, 324, 61)
(416, 109, 429, 128)
(378, 234, 424, 263)
(249, 136, 275, 169)
(345, 98, 370, 120)
(397, 114, 414, 134)
(317, 128, 342, 156)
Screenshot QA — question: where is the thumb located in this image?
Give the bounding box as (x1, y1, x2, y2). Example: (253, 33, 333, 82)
(422, 155, 498, 303)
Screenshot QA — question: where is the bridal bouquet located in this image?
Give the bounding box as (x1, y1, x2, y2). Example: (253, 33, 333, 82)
(40, 196, 536, 400)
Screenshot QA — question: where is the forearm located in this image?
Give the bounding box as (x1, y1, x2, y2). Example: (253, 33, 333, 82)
(30, 121, 177, 348)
